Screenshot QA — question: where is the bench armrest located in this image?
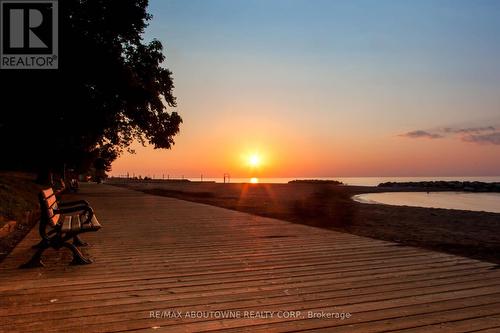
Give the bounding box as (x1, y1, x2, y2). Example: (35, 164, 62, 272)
(59, 200, 90, 207)
(80, 206, 95, 225)
(54, 205, 89, 215)
(54, 206, 95, 225)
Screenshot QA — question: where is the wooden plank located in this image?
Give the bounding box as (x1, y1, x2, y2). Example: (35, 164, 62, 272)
(14, 290, 500, 332)
(0, 256, 479, 298)
(61, 215, 72, 233)
(0, 271, 495, 326)
(45, 193, 57, 208)
(389, 314, 500, 332)
(0, 183, 499, 333)
(71, 215, 81, 233)
(41, 188, 53, 199)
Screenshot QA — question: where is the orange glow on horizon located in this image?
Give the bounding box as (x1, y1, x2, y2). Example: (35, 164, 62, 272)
(250, 177, 259, 183)
(110, 128, 500, 178)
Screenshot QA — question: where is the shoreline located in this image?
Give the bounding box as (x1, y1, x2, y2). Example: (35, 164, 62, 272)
(109, 180, 500, 265)
(353, 192, 500, 214)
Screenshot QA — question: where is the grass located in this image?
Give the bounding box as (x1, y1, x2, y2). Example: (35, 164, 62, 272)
(0, 172, 42, 263)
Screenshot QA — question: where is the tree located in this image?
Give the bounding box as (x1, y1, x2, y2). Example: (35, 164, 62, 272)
(0, 0, 182, 182)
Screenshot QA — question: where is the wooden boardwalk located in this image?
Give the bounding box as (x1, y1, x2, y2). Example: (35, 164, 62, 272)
(1, 184, 500, 332)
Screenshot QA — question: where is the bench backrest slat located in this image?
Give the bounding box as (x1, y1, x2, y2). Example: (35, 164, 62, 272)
(46, 193, 57, 208)
(42, 188, 54, 199)
(40, 188, 60, 227)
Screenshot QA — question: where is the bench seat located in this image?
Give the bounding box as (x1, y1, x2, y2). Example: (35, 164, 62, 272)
(61, 215, 102, 233)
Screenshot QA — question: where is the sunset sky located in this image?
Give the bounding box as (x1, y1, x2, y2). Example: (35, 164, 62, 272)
(111, 0, 500, 178)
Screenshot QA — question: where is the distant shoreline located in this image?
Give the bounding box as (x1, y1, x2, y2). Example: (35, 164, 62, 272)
(108, 176, 500, 187)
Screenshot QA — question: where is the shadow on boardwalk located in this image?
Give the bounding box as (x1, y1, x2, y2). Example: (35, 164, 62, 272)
(1, 184, 500, 332)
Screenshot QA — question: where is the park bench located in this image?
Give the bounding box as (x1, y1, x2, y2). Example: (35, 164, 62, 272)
(20, 188, 102, 268)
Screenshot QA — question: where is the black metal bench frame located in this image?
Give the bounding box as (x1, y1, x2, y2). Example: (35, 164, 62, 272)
(20, 188, 101, 268)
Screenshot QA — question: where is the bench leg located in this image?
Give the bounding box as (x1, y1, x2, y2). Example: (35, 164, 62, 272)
(62, 242, 93, 265)
(19, 245, 48, 268)
(31, 240, 44, 249)
(32, 231, 57, 248)
(72, 235, 88, 247)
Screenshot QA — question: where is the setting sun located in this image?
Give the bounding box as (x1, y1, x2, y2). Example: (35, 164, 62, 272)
(248, 154, 261, 167)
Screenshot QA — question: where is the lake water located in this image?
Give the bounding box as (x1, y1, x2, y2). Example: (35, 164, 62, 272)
(353, 192, 500, 214)
(194, 176, 500, 186)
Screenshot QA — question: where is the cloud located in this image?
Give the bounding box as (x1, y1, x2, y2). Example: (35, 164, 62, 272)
(442, 126, 496, 134)
(462, 132, 500, 145)
(444, 126, 500, 145)
(400, 124, 500, 145)
(400, 130, 443, 139)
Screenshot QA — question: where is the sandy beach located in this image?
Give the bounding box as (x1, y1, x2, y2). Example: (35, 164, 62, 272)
(109, 180, 500, 265)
